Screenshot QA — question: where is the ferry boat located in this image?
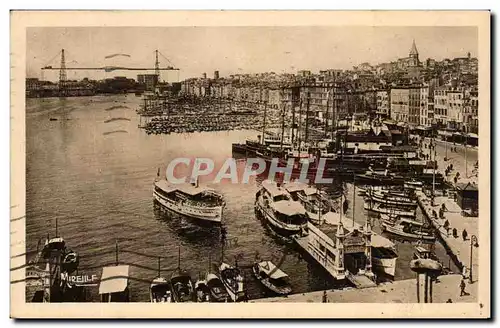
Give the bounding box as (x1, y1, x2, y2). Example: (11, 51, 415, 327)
(170, 268, 195, 303)
(255, 180, 308, 237)
(252, 260, 292, 295)
(153, 179, 225, 224)
(150, 277, 172, 303)
(284, 181, 333, 225)
(206, 273, 230, 302)
(219, 262, 245, 302)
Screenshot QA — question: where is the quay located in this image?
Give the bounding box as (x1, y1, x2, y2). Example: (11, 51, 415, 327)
(415, 136, 479, 278)
(416, 191, 478, 278)
(251, 274, 476, 303)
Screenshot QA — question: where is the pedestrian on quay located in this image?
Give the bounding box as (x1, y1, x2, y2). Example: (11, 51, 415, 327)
(462, 229, 468, 241)
(460, 279, 467, 297)
(446, 298, 453, 303)
(322, 290, 328, 303)
(453, 228, 458, 238)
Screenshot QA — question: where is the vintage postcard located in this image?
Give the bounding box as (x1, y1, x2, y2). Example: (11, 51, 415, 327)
(10, 10, 490, 318)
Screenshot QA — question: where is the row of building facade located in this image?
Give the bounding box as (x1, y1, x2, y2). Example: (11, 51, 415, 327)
(179, 40, 478, 133)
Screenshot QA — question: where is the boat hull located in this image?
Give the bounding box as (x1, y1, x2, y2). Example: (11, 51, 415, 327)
(154, 191, 223, 224)
(364, 202, 416, 217)
(381, 224, 435, 241)
(372, 256, 397, 277)
(251, 265, 292, 295)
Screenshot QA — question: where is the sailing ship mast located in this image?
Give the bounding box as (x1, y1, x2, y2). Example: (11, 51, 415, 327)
(280, 88, 286, 152)
(304, 91, 310, 146)
(352, 173, 356, 227)
(261, 100, 267, 145)
(297, 98, 303, 154)
(291, 89, 296, 145)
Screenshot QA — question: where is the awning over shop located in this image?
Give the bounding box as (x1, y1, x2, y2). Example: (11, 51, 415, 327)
(467, 133, 479, 139)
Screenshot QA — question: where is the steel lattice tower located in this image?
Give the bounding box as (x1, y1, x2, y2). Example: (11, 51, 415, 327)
(155, 49, 160, 84)
(59, 49, 67, 93)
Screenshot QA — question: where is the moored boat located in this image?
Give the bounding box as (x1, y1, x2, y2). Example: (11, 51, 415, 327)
(61, 249, 79, 273)
(284, 181, 333, 225)
(365, 194, 418, 208)
(255, 180, 308, 237)
(371, 245, 398, 277)
(381, 221, 435, 241)
(252, 260, 292, 295)
(219, 262, 245, 302)
(150, 277, 172, 303)
(364, 201, 416, 217)
(404, 180, 424, 191)
(170, 268, 195, 303)
(41, 236, 66, 259)
(206, 272, 230, 302)
(195, 279, 210, 302)
(413, 246, 440, 261)
(153, 178, 225, 224)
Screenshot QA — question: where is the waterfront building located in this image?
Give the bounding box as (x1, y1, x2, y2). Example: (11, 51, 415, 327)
(446, 88, 466, 131)
(463, 90, 478, 134)
(390, 87, 410, 122)
(376, 90, 390, 117)
(434, 87, 449, 127)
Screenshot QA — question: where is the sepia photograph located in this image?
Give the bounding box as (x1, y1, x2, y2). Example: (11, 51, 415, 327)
(10, 10, 490, 318)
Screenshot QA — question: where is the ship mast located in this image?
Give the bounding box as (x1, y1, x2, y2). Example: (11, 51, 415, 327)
(352, 172, 356, 227)
(261, 100, 267, 145)
(305, 91, 310, 146)
(280, 88, 286, 152)
(324, 88, 330, 138)
(297, 98, 303, 153)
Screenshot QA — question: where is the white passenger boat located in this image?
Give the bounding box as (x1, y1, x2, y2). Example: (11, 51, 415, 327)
(153, 179, 225, 224)
(255, 180, 308, 237)
(284, 181, 332, 225)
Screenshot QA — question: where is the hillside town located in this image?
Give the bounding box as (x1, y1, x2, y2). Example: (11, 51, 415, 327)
(179, 40, 478, 136)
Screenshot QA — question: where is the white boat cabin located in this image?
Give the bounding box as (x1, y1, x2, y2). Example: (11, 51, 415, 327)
(99, 265, 130, 302)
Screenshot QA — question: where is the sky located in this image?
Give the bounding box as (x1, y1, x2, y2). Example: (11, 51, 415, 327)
(26, 26, 478, 82)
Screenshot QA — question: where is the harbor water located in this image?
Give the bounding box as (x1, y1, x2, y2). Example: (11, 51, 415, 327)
(26, 94, 458, 302)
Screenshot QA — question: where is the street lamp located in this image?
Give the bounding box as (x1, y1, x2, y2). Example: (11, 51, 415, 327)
(469, 235, 479, 283)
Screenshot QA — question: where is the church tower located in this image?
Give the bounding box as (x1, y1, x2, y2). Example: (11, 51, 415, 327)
(409, 39, 419, 67)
